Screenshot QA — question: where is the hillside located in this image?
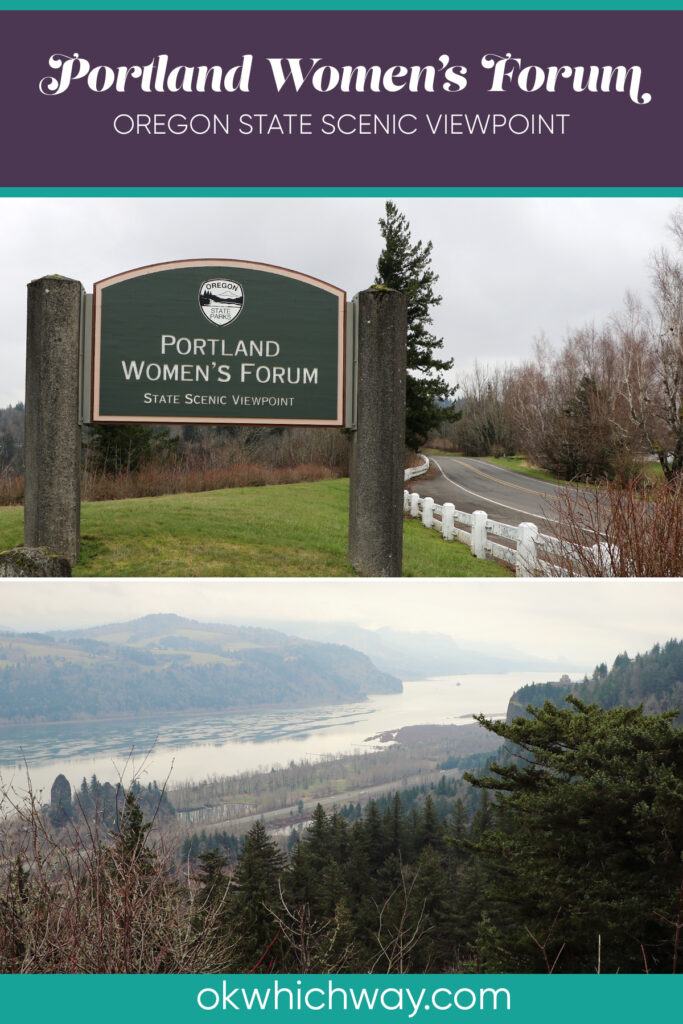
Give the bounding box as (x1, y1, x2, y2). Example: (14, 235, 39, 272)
(266, 619, 567, 677)
(506, 639, 683, 722)
(0, 614, 401, 723)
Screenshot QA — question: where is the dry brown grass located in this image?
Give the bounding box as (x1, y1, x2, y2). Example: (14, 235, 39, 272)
(81, 457, 343, 502)
(0, 475, 23, 506)
(0, 428, 352, 506)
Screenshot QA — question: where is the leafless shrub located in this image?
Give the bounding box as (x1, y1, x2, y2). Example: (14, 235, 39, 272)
(0, 429, 350, 506)
(524, 909, 566, 974)
(0, 778, 232, 974)
(543, 473, 683, 576)
(78, 428, 350, 503)
(504, 328, 643, 482)
(271, 883, 356, 973)
(80, 457, 343, 503)
(370, 863, 430, 974)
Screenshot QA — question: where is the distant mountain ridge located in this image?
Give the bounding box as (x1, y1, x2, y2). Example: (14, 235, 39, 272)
(0, 615, 401, 724)
(506, 639, 683, 723)
(257, 619, 571, 678)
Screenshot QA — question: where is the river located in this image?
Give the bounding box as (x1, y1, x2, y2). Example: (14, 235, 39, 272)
(0, 671, 562, 799)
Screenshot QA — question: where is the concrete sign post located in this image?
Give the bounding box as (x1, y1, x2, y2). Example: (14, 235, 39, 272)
(24, 276, 83, 565)
(348, 288, 407, 577)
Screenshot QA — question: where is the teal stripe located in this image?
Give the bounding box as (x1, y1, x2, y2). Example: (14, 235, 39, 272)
(1, 187, 682, 198)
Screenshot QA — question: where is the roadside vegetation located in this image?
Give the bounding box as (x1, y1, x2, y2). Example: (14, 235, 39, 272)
(542, 473, 683, 577)
(436, 206, 683, 486)
(0, 422, 350, 508)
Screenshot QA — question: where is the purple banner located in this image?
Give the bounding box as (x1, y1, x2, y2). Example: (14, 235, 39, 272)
(2, 10, 680, 187)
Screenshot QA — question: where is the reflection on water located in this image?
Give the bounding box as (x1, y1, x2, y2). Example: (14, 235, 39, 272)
(0, 672, 538, 796)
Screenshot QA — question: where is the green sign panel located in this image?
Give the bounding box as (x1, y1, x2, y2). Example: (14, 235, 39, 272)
(92, 260, 346, 426)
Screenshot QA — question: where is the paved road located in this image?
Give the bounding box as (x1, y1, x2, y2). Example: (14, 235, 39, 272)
(408, 456, 569, 531)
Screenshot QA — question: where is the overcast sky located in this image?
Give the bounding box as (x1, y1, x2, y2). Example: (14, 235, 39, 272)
(0, 577, 680, 676)
(1, 196, 680, 407)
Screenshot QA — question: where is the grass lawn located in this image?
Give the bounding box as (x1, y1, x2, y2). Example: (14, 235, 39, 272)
(420, 447, 463, 456)
(641, 460, 665, 482)
(0, 479, 510, 578)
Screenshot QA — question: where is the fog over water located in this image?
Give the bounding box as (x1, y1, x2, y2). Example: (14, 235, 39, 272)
(1, 672, 546, 798)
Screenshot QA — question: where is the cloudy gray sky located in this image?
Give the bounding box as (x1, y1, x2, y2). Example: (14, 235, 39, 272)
(1, 196, 679, 407)
(0, 577, 679, 675)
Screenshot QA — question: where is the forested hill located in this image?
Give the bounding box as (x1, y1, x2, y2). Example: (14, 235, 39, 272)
(506, 639, 683, 722)
(0, 614, 401, 723)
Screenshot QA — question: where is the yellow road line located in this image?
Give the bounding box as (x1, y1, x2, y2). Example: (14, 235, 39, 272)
(429, 459, 561, 525)
(446, 457, 555, 498)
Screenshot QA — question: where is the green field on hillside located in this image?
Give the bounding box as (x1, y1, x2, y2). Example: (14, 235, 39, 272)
(0, 479, 509, 578)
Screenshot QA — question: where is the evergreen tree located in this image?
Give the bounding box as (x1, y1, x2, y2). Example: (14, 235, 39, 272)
(194, 849, 232, 952)
(84, 423, 177, 474)
(384, 793, 408, 860)
(115, 789, 155, 873)
(412, 845, 460, 971)
(362, 800, 387, 873)
(228, 821, 286, 971)
(197, 848, 231, 910)
(376, 201, 456, 448)
(303, 804, 332, 873)
(419, 794, 442, 850)
(449, 798, 469, 841)
(328, 811, 351, 864)
(285, 839, 315, 906)
(465, 697, 683, 973)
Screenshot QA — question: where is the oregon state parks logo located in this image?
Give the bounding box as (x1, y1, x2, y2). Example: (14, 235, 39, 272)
(198, 279, 244, 326)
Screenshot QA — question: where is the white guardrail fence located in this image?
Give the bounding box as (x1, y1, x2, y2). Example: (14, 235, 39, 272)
(403, 457, 609, 577)
(403, 454, 431, 482)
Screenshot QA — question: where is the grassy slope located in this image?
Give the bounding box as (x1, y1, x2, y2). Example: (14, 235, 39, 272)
(0, 479, 509, 578)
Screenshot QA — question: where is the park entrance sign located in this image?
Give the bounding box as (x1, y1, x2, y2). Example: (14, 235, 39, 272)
(24, 266, 406, 576)
(92, 260, 345, 426)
